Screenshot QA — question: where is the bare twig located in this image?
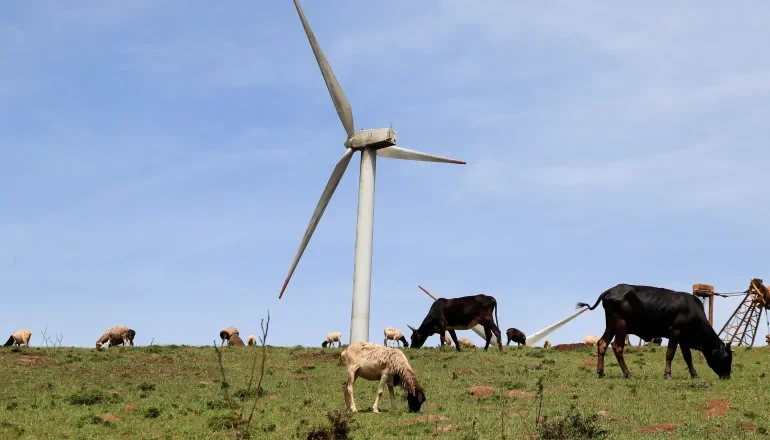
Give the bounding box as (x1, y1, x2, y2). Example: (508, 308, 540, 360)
(55, 332, 63, 348)
(535, 377, 544, 430)
(150, 337, 155, 346)
(244, 311, 271, 433)
(213, 340, 232, 405)
(500, 395, 507, 440)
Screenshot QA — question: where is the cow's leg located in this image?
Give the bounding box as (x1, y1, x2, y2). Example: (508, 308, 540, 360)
(596, 317, 615, 378)
(664, 339, 679, 379)
(680, 345, 698, 379)
(483, 325, 493, 350)
(493, 325, 503, 352)
(506, 335, 511, 346)
(611, 319, 631, 378)
(448, 330, 461, 351)
(439, 327, 448, 352)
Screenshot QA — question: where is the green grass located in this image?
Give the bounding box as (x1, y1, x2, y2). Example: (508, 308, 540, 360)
(1, 344, 769, 439)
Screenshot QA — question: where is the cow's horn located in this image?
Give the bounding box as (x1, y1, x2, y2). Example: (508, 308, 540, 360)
(407, 325, 417, 332)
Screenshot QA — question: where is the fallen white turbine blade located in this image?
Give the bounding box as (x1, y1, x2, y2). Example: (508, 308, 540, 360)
(376, 146, 466, 164)
(279, 148, 355, 298)
(293, 0, 355, 137)
(525, 307, 588, 346)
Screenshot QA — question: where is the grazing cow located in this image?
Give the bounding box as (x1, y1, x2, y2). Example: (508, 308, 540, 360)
(506, 328, 526, 347)
(577, 284, 732, 380)
(408, 294, 503, 352)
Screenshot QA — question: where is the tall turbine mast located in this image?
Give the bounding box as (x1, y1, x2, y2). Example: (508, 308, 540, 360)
(279, 0, 466, 345)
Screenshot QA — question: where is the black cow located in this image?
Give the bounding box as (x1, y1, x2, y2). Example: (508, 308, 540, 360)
(577, 284, 732, 380)
(505, 328, 526, 347)
(408, 294, 503, 352)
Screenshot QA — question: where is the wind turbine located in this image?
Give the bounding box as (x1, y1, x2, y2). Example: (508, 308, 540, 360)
(279, 0, 466, 345)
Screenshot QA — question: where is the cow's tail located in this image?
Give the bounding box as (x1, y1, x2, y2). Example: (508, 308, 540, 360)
(576, 287, 613, 311)
(494, 299, 500, 333)
(3, 335, 14, 346)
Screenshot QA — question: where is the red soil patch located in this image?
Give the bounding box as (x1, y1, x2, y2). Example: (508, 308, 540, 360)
(581, 359, 598, 367)
(637, 423, 678, 433)
(739, 421, 758, 432)
(99, 414, 119, 422)
(553, 343, 590, 351)
(266, 395, 279, 400)
(293, 375, 313, 381)
(125, 405, 139, 411)
(457, 368, 477, 375)
(469, 386, 495, 399)
(400, 415, 449, 426)
(507, 390, 535, 398)
(150, 355, 173, 364)
(699, 399, 730, 418)
(302, 363, 316, 370)
(293, 352, 338, 361)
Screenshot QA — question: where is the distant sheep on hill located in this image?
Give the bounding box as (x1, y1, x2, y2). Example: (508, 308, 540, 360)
(584, 335, 599, 346)
(220, 327, 239, 346)
(96, 325, 132, 349)
(543, 338, 552, 349)
(383, 327, 409, 347)
(341, 342, 426, 413)
(322, 332, 342, 348)
(457, 337, 475, 349)
(247, 335, 257, 346)
(4, 329, 32, 347)
(228, 333, 245, 346)
(107, 329, 136, 347)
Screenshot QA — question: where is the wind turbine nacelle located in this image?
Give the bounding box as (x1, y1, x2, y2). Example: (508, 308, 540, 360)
(345, 128, 397, 150)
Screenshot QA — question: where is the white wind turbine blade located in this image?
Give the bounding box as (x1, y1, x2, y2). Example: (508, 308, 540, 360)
(279, 148, 355, 298)
(525, 307, 588, 346)
(293, 0, 355, 137)
(376, 146, 466, 164)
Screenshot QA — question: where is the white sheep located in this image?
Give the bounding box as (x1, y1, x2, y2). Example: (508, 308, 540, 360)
(4, 329, 32, 347)
(247, 335, 257, 346)
(219, 327, 239, 346)
(107, 329, 136, 347)
(383, 327, 409, 347)
(584, 335, 599, 346)
(442, 334, 452, 347)
(543, 338, 552, 349)
(457, 337, 476, 349)
(341, 342, 426, 414)
(322, 331, 342, 348)
(96, 325, 133, 349)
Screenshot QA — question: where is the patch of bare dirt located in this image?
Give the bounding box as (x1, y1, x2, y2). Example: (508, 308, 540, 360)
(469, 386, 495, 399)
(301, 363, 316, 370)
(700, 399, 730, 418)
(293, 375, 313, 381)
(636, 423, 678, 433)
(436, 424, 456, 432)
(108, 390, 120, 395)
(400, 415, 450, 426)
(266, 395, 279, 400)
(507, 390, 535, 398)
(457, 368, 476, 375)
(739, 421, 758, 432)
(150, 355, 173, 364)
(582, 359, 598, 367)
(16, 356, 43, 366)
(293, 352, 338, 361)
(125, 405, 139, 411)
(553, 343, 590, 351)
(99, 414, 119, 422)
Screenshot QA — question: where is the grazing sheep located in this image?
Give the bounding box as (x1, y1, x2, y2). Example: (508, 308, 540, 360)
(458, 337, 476, 349)
(506, 327, 526, 346)
(219, 327, 239, 345)
(107, 329, 136, 347)
(4, 329, 32, 347)
(543, 338, 552, 349)
(322, 331, 342, 348)
(383, 327, 409, 348)
(647, 337, 663, 346)
(247, 335, 257, 346)
(443, 334, 452, 346)
(228, 333, 245, 346)
(341, 342, 426, 414)
(96, 325, 132, 349)
(584, 335, 599, 346)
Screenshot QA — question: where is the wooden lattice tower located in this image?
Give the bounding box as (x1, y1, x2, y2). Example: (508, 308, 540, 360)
(692, 284, 715, 326)
(718, 278, 770, 347)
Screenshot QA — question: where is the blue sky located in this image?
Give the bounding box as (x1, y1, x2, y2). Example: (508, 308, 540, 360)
(2, 1, 769, 348)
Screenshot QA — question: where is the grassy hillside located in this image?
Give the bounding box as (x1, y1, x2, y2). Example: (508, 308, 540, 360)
(1, 343, 768, 439)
